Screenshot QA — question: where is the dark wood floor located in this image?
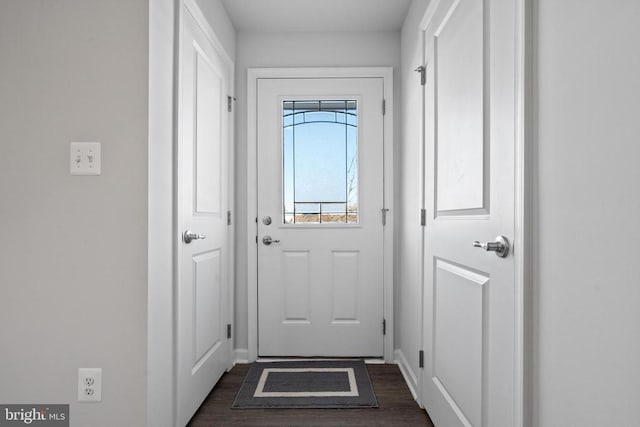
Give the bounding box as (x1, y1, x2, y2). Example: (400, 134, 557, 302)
(188, 363, 434, 427)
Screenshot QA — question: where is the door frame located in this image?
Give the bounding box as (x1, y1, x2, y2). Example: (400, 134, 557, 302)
(417, 0, 533, 425)
(246, 67, 394, 362)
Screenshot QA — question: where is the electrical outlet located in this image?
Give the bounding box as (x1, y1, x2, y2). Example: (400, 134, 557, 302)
(78, 368, 102, 402)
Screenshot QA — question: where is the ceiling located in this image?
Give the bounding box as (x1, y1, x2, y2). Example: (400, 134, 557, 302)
(220, 0, 413, 32)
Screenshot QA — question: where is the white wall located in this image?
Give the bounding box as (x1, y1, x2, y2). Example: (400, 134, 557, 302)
(0, 1, 149, 426)
(234, 31, 401, 354)
(397, 0, 430, 399)
(534, 1, 640, 425)
(0, 1, 235, 426)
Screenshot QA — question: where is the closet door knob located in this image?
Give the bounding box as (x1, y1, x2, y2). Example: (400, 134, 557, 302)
(472, 236, 510, 258)
(183, 230, 206, 244)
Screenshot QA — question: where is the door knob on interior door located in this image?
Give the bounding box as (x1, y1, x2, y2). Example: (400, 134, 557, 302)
(262, 235, 280, 246)
(472, 235, 510, 258)
(183, 230, 206, 244)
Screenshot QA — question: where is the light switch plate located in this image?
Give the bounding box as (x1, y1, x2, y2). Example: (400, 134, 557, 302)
(70, 142, 101, 175)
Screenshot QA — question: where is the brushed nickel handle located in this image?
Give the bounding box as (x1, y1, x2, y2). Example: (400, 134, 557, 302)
(183, 230, 206, 244)
(472, 236, 510, 258)
(262, 235, 280, 246)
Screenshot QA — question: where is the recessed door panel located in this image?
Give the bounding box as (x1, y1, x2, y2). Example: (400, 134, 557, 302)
(435, 0, 486, 214)
(195, 47, 222, 215)
(193, 250, 222, 366)
(433, 259, 488, 427)
(282, 251, 311, 322)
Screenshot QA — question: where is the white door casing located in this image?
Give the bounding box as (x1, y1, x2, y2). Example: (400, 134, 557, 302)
(176, 1, 233, 425)
(257, 77, 384, 357)
(420, 0, 525, 426)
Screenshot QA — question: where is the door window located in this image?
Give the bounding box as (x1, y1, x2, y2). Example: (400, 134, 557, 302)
(282, 100, 358, 224)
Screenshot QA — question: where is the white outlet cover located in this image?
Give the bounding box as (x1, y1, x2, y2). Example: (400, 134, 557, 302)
(78, 367, 102, 402)
(70, 142, 101, 175)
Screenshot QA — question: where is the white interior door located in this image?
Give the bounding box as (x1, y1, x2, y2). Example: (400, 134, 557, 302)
(257, 77, 385, 357)
(421, 0, 519, 426)
(176, 4, 232, 425)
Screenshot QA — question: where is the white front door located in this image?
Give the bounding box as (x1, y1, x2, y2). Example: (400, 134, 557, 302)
(176, 4, 232, 425)
(257, 77, 385, 357)
(421, 0, 520, 426)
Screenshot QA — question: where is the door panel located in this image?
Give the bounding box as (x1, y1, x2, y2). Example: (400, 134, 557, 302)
(282, 250, 311, 322)
(193, 250, 222, 363)
(176, 4, 231, 425)
(422, 0, 517, 426)
(257, 78, 384, 357)
(195, 49, 223, 215)
(433, 259, 487, 427)
(435, 0, 485, 213)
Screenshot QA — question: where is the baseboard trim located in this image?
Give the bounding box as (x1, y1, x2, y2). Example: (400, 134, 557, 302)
(395, 349, 420, 404)
(234, 348, 249, 364)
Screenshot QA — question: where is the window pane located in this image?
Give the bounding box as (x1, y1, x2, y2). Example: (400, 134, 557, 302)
(346, 125, 358, 223)
(282, 100, 358, 224)
(283, 126, 294, 223)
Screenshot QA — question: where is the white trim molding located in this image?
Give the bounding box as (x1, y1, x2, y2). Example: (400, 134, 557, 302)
(395, 349, 420, 404)
(516, 1, 534, 426)
(234, 348, 249, 365)
(183, 0, 234, 66)
(246, 67, 395, 363)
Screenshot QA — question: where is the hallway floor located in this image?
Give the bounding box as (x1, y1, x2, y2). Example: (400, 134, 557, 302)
(188, 363, 433, 426)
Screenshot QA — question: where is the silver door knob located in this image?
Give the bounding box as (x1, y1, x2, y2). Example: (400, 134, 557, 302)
(472, 236, 510, 258)
(183, 230, 206, 244)
(262, 235, 280, 246)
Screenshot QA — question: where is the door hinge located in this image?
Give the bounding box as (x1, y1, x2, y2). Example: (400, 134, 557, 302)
(382, 99, 386, 116)
(420, 208, 426, 226)
(227, 210, 232, 226)
(382, 318, 386, 335)
(227, 324, 232, 339)
(419, 350, 424, 368)
(255, 235, 258, 244)
(415, 65, 426, 86)
(227, 96, 235, 112)
(381, 208, 389, 226)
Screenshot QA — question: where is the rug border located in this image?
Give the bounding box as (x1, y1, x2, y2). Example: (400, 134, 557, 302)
(231, 360, 379, 409)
